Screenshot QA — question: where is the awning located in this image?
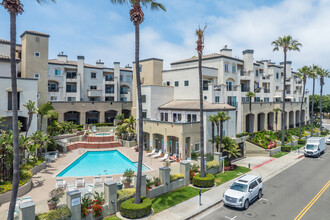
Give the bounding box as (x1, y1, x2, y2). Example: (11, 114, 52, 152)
(273, 95, 281, 98)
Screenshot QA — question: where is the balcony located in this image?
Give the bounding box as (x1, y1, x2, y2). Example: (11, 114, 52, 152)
(66, 89, 77, 93)
(88, 89, 102, 97)
(254, 88, 261, 93)
(241, 87, 250, 92)
(264, 89, 270, 93)
(286, 90, 291, 94)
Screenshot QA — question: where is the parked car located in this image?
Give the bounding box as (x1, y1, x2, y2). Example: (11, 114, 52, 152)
(223, 175, 263, 210)
(326, 137, 330, 145)
(305, 137, 325, 158)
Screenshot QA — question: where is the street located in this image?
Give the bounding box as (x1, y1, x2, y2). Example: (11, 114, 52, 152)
(194, 142, 330, 220)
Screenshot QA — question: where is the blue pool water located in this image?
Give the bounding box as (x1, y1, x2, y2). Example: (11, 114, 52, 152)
(57, 151, 149, 177)
(95, 133, 110, 136)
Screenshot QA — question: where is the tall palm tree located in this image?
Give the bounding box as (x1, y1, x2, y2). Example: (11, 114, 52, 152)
(216, 111, 231, 152)
(207, 114, 217, 154)
(273, 108, 282, 132)
(222, 136, 241, 166)
(196, 25, 207, 178)
(308, 65, 319, 136)
(23, 100, 36, 137)
(2, 1, 55, 218)
(110, 0, 165, 204)
(272, 35, 302, 146)
(37, 102, 54, 131)
(296, 66, 309, 139)
(246, 91, 255, 113)
(317, 67, 329, 133)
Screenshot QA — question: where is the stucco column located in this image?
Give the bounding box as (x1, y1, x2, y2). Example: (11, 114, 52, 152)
(104, 180, 117, 216)
(180, 161, 191, 186)
(164, 135, 169, 153)
(265, 112, 269, 130)
(66, 190, 81, 220)
(179, 136, 185, 159)
(58, 111, 64, 122)
(159, 167, 170, 193)
(19, 200, 35, 220)
(80, 111, 86, 126)
(100, 111, 105, 123)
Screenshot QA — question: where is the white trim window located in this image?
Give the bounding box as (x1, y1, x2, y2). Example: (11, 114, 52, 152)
(34, 52, 40, 57)
(34, 73, 40, 79)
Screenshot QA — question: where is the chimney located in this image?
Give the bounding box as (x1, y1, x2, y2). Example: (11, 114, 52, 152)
(220, 45, 232, 57)
(280, 61, 292, 78)
(114, 62, 120, 79)
(57, 51, 67, 63)
(242, 49, 254, 72)
(96, 59, 104, 68)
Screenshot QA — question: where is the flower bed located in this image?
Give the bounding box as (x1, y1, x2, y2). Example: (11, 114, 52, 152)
(224, 165, 237, 171)
(81, 192, 105, 219)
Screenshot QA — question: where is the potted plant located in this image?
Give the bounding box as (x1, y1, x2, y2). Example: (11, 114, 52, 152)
(48, 188, 64, 210)
(122, 168, 134, 189)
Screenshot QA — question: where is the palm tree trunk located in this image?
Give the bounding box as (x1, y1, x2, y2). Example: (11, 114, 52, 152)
(198, 53, 205, 178)
(211, 122, 214, 154)
(311, 78, 315, 136)
(320, 78, 323, 132)
(216, 123, 219, 151)
(220, 121, 223, 152)
(8, 12, 20, 220)
(25, 114, 32, 138)
(298, 78, 306, 139)
(281, 53, 287, 146)
(134, 21, 143, 204)
(275, 113, 278, 132)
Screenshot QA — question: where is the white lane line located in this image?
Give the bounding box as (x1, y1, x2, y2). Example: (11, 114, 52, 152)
(225, 216, 237, 220)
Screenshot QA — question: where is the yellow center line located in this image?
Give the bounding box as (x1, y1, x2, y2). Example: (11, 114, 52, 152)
(294, 180, 330, 220)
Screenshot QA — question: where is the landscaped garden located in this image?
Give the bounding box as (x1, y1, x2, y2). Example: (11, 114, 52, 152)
(214, 166, 251, 186)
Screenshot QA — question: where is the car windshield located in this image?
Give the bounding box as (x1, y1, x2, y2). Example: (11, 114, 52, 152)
(306, 144, 317, 150)
(230, 182, 248, 192)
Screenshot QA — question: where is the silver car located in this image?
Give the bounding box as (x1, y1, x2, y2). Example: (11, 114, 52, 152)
(223, 175, 263, 210)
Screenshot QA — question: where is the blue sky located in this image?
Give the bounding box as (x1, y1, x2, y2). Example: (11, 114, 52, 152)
(0, 0, 329, 94)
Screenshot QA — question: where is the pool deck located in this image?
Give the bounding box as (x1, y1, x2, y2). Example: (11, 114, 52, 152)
(0, 147, 180, 218)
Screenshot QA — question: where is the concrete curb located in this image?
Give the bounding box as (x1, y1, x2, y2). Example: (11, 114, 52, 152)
(297, 155, 304, 159)
(184, 199, 222, 220)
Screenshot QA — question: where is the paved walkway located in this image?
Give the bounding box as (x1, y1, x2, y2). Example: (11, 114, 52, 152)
(150, 151, 305, 220)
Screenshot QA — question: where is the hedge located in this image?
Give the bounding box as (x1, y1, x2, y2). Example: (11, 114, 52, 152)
(120, 197, 152, 219)
(236, 132, 249, 138)
(36, 205, 71, 220)
(281, 145, 292, 152)
(91, 123, 114, 127)
(192, 173, 215, 188)
(298, 139, 307, 145)
(321, 131, 327, 135)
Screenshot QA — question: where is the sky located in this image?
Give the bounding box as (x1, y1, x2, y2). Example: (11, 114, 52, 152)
(0, 0, 329, 94)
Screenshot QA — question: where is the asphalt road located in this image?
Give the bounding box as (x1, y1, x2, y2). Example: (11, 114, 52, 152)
(195, 144, 330, 220)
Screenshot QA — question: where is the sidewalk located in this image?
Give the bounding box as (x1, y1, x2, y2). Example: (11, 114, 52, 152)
(149, 151, 304, 220)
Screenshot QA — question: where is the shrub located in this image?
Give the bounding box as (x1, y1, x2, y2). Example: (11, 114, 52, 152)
(191, 163, 200, 173)
(120, 197, 152, 219)
(92, 123, 113, 127)
(170, 173, 184, 182)
(117, 188, 136, 203)
(281, 145, 291, 152)
(206, 160, 219, 170)
(224, 165, 237, 171)
(298, 139, 306, 145)
(206, 154, 214, 162)
(36, 205, 71, 220)
(321, 131, 327, 135)
(192, 173, 215, 188)
(191, 151, 197, 160)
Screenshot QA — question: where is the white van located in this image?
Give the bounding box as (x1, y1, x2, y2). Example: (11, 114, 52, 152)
(305, 137, 325, 157)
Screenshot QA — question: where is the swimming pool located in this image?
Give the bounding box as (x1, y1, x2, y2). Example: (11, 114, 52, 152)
(95, 133, 111, 136)
(57, 150, 149, 177)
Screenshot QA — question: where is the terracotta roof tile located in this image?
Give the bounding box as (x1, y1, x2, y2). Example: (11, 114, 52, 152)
(159, 100, 236, 111)
(21, 31, 50, 38)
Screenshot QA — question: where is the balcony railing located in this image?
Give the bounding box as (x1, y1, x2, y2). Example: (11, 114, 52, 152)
(66, 89, 77, 93)
(254, 88, 261, 93)
(48, 89, 59, 92)
(264, 89, 270, 93)
(286, 90, 291, 94)
(241, 87, 250, 92)
(105, 78, 114, 82)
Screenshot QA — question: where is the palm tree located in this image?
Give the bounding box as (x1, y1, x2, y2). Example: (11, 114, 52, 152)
(23, 100, 36, 137)
(195, 25, 207, 178)
(222, 136, 241, 166)
(207, 114, 217, 154)
(272, 35, 302, 146)
(115, 113, 125, 126)
(246, 91, 255, 113)
(309, 65, 319, 136)
(317, 67, 329, 133)
(2, 1, 55, 218)
(36, 102, 54, 131)
(110, 0, 165, 204)
(296, 66, 309, 139)
(273, 108, 282, 132)
(216, 111, 231, 152)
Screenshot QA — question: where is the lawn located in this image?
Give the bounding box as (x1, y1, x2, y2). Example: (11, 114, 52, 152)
(214, 166, 251, 186)
(151, 186, 208, 214)
(272, 151, 289, 158)
(291, 144, 305, 151)
(104, 215, 121, 220)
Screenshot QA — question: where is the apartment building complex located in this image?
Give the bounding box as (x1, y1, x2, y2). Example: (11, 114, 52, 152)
(133, 47, 309, 159)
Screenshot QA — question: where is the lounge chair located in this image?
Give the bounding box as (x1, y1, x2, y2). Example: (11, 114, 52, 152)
(67, 183, 75, 191)
(93, 177, 102, 187)
(49, 153, 58, 162)
(146, 149, 156, 157)
(159, 153, 169, 161)
(105, 176, 113, 183)
(75, 178, 85, 188)
(168, 155, 177, 163)
(87, 184, 94, 193)
(151, 150, 162, 158)
(55, 179, 66, 189)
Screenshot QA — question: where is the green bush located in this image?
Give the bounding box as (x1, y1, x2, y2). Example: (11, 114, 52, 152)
(236, 132, 249, 138)
(120, 197, 152, 219)
(298, 139, 306, 145)
(206, 160, 219, 170)
(321, 131, 327, 135)
(117, 188, 136, 203)
(281, 145, 291, 152)
(170, 173, 184, 182)
(206, 154, 214, 162)
(36, 205, 71, 220)
(191, 151, 197, 160)
(192, 173, 215, 188)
